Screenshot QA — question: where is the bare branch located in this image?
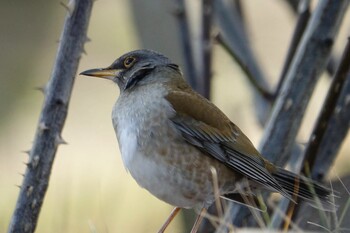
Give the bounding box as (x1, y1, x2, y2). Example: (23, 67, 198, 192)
(214, 0, 272, 98)
(216, 34, 274, 101)
(260, 0, 348, 167)
(227, 0, 349, 228)
(283, 0, 339, 78)
(270, 37, 350, 229)
(292, 37, 350, 227)
(196, 0, 214, 98)
(232, 0, 245, 28)
(276, 0, 311, 98)
(173, 0, 197, 89)
(308, 63, 350, 181)
(283, 0, 300, 12)
(174, 0, 213, 99)
(214, 0, 273, 125)
(8, 1, 93, 232)
(304, 38, 350, 178)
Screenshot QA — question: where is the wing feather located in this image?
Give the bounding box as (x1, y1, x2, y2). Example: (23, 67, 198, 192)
(166, 88, 291, 199)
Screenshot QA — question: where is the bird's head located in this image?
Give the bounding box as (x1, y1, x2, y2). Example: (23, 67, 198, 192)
(80, 49, 180, 91)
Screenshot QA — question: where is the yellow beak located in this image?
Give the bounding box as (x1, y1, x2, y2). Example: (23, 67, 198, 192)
(79, 68, 121, 80)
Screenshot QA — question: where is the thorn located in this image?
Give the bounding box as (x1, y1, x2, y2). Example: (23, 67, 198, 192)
(212, 31, 220, 44)
(60, 0, 75, 16)
(26, 186, 34, 197)
(82, 47, 87, 55)
(34, 84, 47, 94)
(15, 184, 21, 189)
(21, 150, 31, 155)
(38, 122, 49, 131)
(214, 32, 224, 44)
(55, 135, 68, 146)
(23, 161, 29, 166)
(85, 37, 91, 43)
(18, 172, 25, 177)
(60, 2, 71, 15)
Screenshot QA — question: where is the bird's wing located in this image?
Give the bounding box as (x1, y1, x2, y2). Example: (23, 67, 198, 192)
(166, 88, 290, 198)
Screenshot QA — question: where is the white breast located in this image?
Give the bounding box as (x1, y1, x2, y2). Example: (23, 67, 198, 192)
(116, 118, 138, 170)
(111, 84, 173, 175)
(110, 84, 205, 208)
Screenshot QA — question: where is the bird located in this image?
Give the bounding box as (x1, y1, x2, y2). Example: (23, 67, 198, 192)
(80, 49, 334, 231)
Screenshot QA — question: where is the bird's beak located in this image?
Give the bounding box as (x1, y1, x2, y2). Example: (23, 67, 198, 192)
(79, 67, 121, 80)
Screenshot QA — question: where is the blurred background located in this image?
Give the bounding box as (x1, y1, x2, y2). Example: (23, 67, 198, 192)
(1, 0, 349, 232)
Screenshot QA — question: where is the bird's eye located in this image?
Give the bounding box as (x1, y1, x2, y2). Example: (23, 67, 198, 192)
(123, 56, 136, 68)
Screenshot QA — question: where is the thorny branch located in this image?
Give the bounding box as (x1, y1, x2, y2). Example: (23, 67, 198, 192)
(8, 1, 93, 232)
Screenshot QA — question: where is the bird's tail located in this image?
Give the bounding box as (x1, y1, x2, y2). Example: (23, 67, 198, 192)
(271, 167, 337, 211)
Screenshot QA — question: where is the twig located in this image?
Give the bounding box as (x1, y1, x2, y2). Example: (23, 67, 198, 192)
(216, 34, 274, 101)
(174, 0, 197, 90)
(7, 1, 93, 232)
(197, 0, 213, 99)
(283, 0, 339, 78)
(308, 61, 350, 180)
(270, 30, 350, 230)
(303, 38, 350, 177)
(214, 0, 273, 125)
(260, 0, 348, 167)
(275, 0, 311, 98)
(214, 0, 270, 95)
(283, 0, 300, 12)
(229, 0, 349, 227)
(232, 0, 245, 27)
(174, 0, 213, 99)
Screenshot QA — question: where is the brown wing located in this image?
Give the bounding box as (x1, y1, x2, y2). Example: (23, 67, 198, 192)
(166, 85, 290, 198)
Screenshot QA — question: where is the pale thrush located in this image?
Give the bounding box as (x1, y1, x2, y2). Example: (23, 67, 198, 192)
(80, 49, 334, 230)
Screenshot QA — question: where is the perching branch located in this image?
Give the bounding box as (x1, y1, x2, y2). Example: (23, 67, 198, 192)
(226, 0, 349, 228)
(8, 1, 93, 232)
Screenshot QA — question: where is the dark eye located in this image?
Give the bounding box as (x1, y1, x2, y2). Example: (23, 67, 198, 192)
(123, 56, 136, 68)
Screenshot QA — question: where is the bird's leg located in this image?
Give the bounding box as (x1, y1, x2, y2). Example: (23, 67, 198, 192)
(190, 208, 206, 233)
(158, 207, 181, 233)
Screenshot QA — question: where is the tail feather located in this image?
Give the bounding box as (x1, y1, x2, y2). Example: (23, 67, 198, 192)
(271, 167, 336, 211)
